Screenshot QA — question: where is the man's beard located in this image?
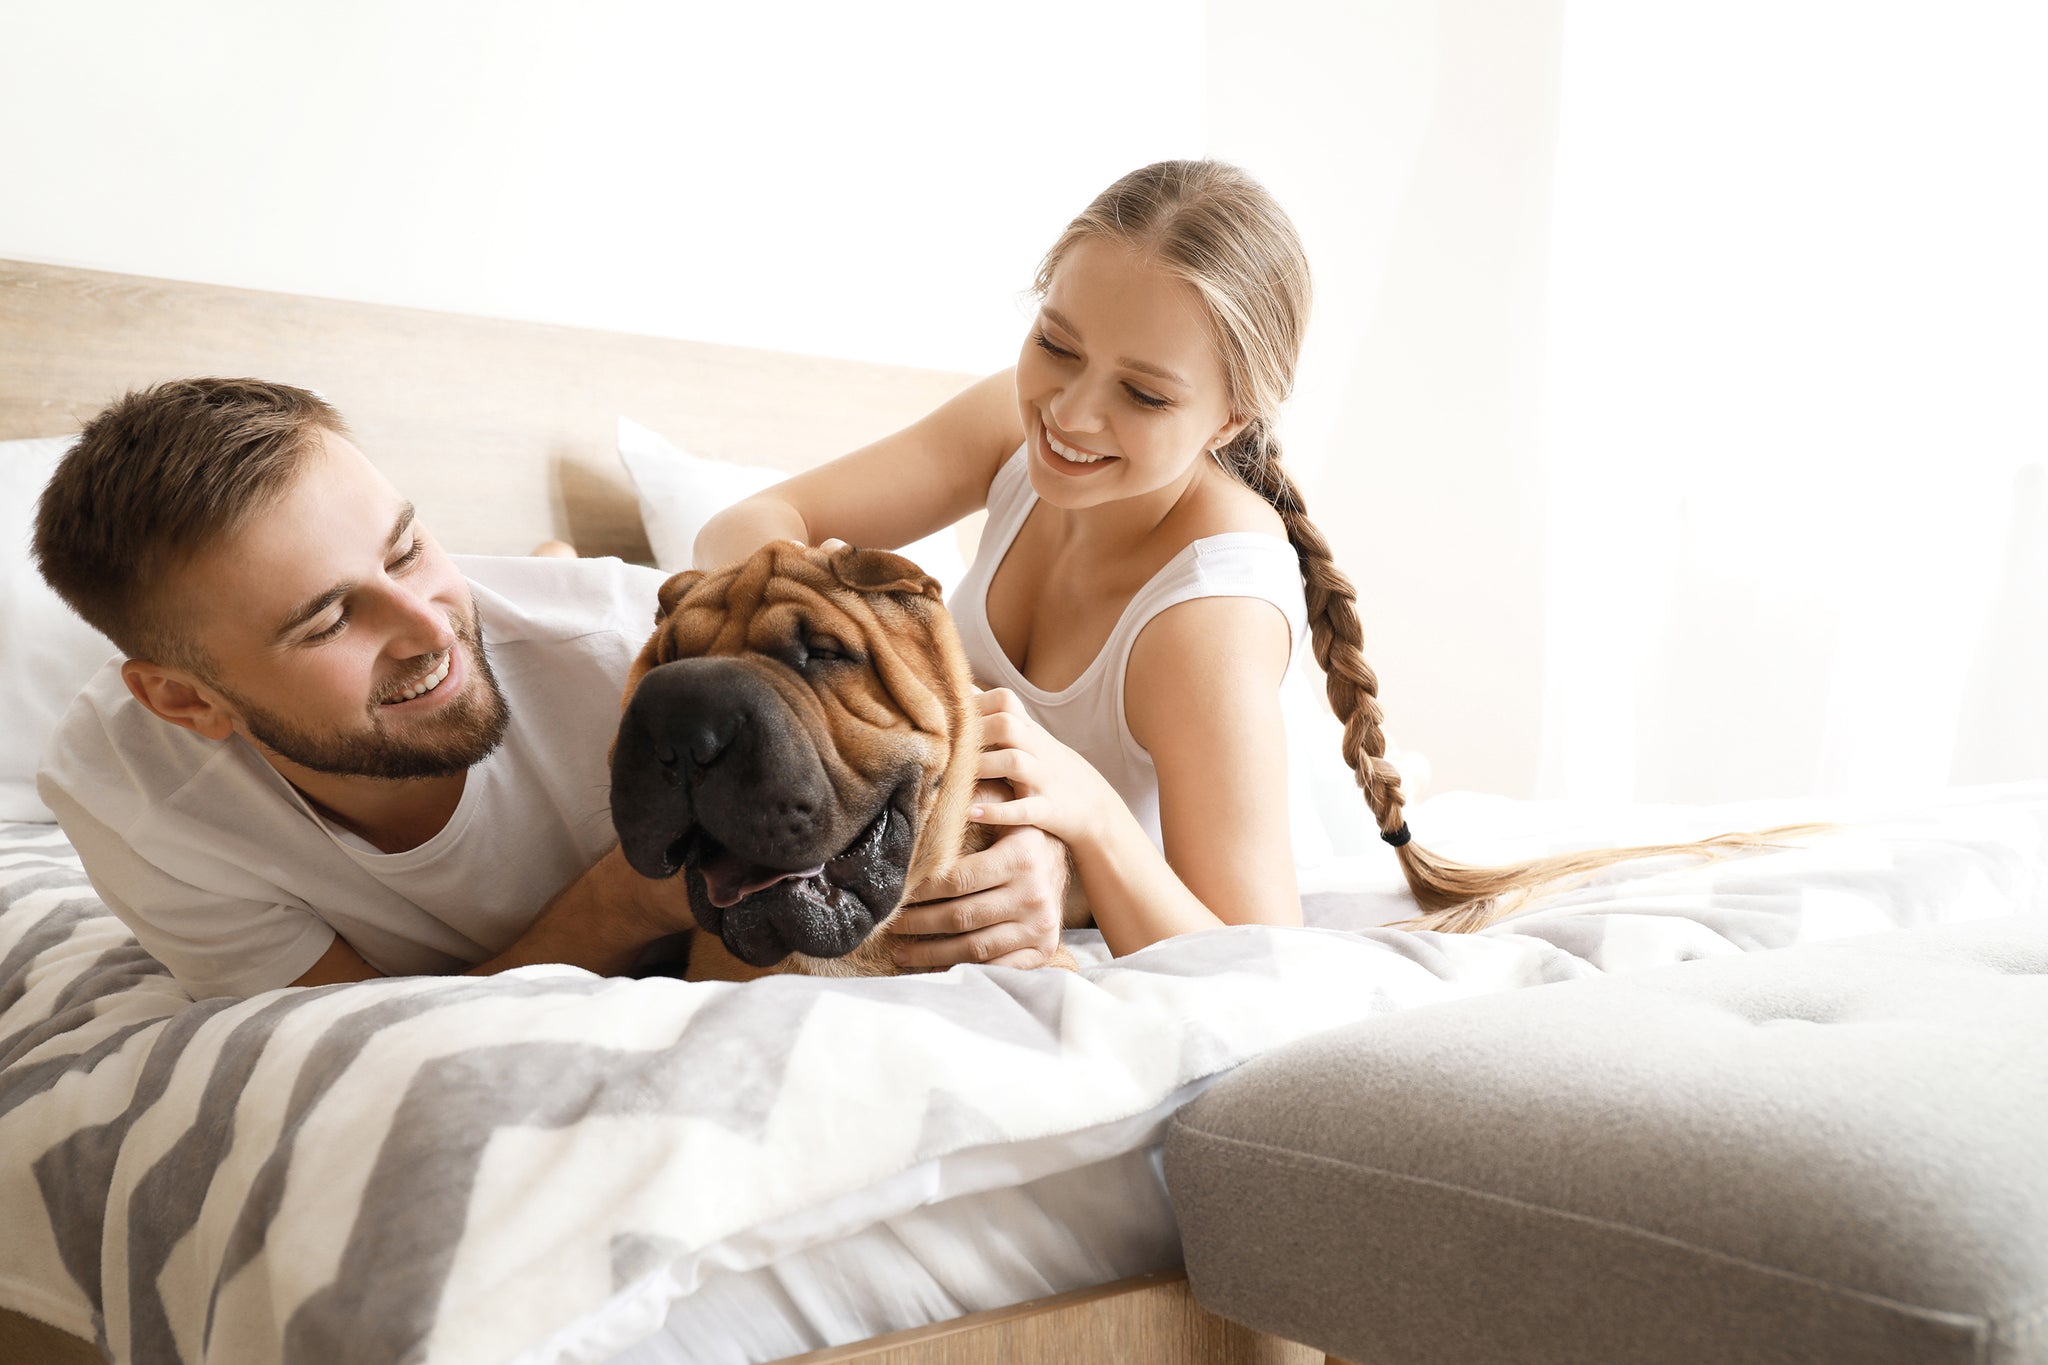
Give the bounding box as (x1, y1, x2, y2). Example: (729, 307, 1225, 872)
(223, 606, 512, 781)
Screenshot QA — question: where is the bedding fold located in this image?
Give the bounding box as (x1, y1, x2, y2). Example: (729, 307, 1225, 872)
(1, 784, 2042, 1365)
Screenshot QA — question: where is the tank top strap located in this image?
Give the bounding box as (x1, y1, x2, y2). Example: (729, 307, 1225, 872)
(1112, 532, 1309, 661)
(983, 444, 1035, 538)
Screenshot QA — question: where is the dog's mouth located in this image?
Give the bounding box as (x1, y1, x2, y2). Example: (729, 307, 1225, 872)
(677, 802, 893, 911)
(674, 798, 914, 967)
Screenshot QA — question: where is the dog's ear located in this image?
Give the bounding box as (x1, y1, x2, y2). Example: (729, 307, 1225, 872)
(655, 570, 704, 621)
(828, 545, 943, 602)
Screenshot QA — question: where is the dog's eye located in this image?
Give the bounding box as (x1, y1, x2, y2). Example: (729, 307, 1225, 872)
(804, 635, 852, 664)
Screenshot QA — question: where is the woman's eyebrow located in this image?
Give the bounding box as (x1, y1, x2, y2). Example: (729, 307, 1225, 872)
(1041, 307, 1188, 388)
(270, 504, 416, 642)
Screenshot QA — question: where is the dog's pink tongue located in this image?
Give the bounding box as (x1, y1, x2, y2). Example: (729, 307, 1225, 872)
(699, 852, 827, 909)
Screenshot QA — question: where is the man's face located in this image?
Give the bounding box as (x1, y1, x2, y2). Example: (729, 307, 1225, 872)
(173, 429, 508, 781)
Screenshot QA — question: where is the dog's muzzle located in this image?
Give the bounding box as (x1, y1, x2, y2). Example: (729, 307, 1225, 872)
(610, 657, 916, 966)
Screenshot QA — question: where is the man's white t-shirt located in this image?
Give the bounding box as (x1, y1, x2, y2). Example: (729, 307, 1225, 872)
(37, 555, 669, 1001)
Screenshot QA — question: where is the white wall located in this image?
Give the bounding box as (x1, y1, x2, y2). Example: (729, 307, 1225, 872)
(0, 0, 1205, 374)
(5, 0, 1550, 804)
(1210, 0, 1566, 800)
(38, 2, 2010, 807)
(1538, 2, 2048, 805)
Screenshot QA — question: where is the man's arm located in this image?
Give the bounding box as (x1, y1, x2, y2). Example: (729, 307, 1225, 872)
(290, 845, 689, 987)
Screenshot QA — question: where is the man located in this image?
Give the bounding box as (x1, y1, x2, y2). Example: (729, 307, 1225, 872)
(33, 379, 1066, 999)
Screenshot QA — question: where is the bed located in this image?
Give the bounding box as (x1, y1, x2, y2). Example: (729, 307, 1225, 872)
(3, 258, 2044, 1365)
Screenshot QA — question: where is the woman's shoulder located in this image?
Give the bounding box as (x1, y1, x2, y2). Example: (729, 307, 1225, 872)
(930, 368, 1026, 467)
(1132, 469, 1305, 648)
(1179, 464, 1289, 544)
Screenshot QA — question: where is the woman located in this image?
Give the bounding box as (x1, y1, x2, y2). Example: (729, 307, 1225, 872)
(699, 159, 1777, 964)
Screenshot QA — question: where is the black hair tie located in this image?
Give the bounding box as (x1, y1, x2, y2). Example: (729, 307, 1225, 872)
(1381, 823, 1413, 849)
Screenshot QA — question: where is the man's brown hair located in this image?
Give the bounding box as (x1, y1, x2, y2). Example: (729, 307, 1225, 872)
(33, 378, 347, 668)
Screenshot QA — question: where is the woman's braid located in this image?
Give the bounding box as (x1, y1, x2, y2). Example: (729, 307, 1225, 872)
(1220, 430, 1821, 927)
(1060, 160, 1823, 929)
(1224, 429, 1409, 839)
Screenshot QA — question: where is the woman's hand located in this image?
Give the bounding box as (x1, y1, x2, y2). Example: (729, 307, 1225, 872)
(884, 688, 1124, 970)
(968, 688, 1132, 851)
(887, 805, 1071, 970)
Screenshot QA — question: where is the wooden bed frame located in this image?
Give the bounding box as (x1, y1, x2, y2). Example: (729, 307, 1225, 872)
(0, 259, 1338, 1365)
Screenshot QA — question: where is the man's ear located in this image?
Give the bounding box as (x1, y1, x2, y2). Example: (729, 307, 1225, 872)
(120, 660, 238, 742)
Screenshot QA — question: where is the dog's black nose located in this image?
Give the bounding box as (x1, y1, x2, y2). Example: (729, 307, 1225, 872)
(611, 657, 842, 881)
(625, 663, 753, 778)
(651, 713, 741, 775)
(683, 712, 740, 770)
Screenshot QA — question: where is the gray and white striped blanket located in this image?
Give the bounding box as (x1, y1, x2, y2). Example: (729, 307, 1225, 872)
(4, 783, 2045, 1364)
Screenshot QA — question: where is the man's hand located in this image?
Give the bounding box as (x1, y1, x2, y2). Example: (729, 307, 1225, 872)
(886, 789, 1072, 970)
(469, 845, 698, 978)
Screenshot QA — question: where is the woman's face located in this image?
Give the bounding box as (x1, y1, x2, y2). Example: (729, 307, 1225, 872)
(1015, 236, 1247, 513)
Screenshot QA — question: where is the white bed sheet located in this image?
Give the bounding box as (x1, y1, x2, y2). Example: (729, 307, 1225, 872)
(578, 780, 2048, 1365)
(5, 782, 2044, 1365)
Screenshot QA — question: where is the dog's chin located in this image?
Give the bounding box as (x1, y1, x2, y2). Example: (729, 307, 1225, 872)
(686, 802, 916, 967)
(694, 873, 881, 967)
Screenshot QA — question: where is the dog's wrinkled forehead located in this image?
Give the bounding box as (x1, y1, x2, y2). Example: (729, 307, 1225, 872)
(653, 542, 953, 733)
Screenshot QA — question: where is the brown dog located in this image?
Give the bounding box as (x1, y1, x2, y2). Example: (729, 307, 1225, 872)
(610, 541, 1073, 978)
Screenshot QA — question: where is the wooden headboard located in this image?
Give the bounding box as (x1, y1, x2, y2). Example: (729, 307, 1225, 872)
(0, 259, 977, 563)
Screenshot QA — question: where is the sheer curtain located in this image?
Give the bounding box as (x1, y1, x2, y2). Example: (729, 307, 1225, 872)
(1537, 3, 2047, 805)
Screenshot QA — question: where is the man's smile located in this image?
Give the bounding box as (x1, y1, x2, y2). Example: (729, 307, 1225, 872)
(379, 647, 458, 707)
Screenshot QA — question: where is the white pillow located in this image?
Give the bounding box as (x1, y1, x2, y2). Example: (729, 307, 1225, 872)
(1, 437, 121, 822)
(616, 417, 970, 599)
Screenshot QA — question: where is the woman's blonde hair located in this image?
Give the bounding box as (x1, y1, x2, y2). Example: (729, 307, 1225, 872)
(1036, 160, 1806, 932)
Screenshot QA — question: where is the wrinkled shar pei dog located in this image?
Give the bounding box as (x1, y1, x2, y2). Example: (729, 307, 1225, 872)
(609, 541, 1078, 978)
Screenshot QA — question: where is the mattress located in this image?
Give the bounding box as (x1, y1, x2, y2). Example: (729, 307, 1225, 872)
(3, 781, 2044, 1365)
(607, 1146, 1179, 1364)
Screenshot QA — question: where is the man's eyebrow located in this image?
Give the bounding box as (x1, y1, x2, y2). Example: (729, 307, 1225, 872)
(271, 504, 416, 643)
(272, 585, 348, 645)
(1040, 307, 1188, 388)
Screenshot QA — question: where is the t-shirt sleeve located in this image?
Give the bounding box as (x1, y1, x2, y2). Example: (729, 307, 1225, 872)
(608, 560, 674, 634)
(560, 559, 669, 692)
(38, 775, 336, 1000)
(455, 554, 670, 645)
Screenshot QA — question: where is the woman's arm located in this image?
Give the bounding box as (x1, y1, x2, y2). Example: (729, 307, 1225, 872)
(691, 366, 1076, 970)
(694, 368, 1025, 569)
(971, 595, 1302, 957)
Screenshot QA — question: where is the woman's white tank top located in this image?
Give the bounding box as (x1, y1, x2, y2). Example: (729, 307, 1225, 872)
(949, 446, 1345, 871)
